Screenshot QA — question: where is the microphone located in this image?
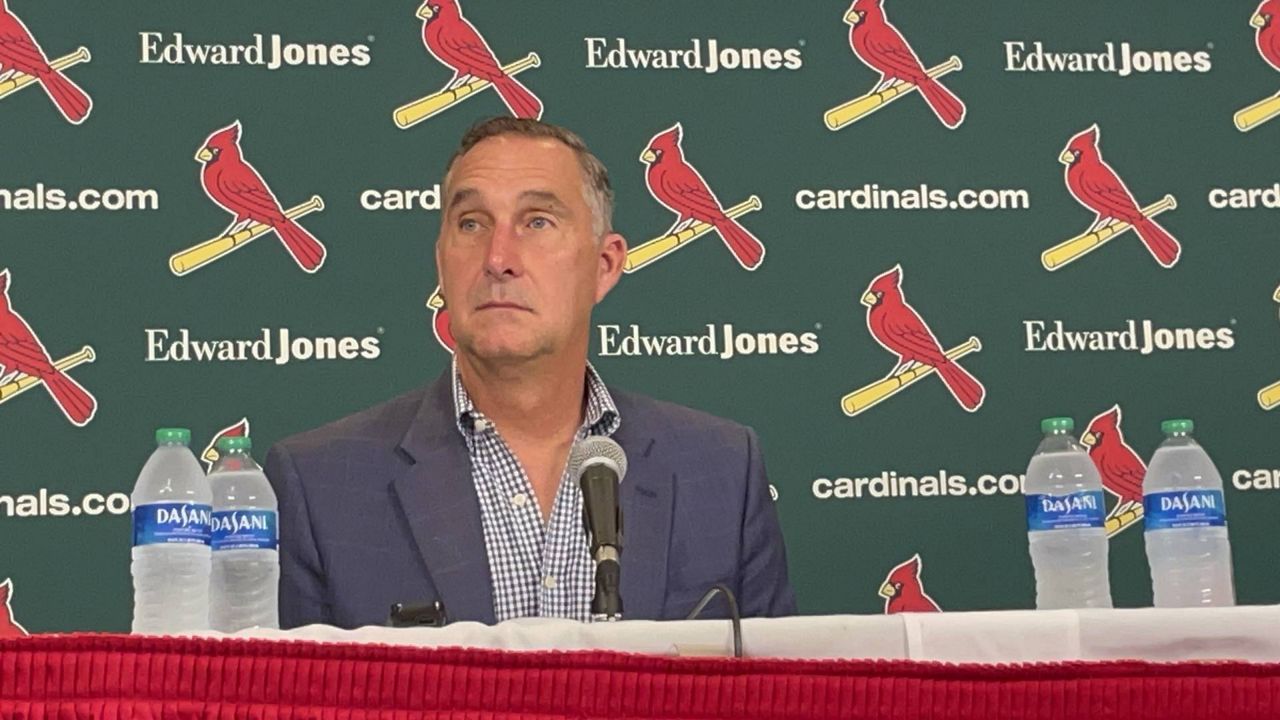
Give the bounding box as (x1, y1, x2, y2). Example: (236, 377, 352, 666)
(569, 436, 627, 621)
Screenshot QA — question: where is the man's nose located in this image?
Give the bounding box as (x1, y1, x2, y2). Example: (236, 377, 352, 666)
(482, 221, 523, 278)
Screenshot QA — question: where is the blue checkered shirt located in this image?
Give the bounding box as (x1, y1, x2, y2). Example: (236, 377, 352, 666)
(452, 361, 620, 623)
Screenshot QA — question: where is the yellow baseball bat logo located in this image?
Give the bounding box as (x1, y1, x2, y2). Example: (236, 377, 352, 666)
(1105, 502, 1144, 537)
(825, 56, 962, 131)
(0, 47, 89, 101)
(624, 195, 762, 273)
(1260, 379, 1280, 410)
(394, 53, 541, 130)
(1042, 195, 1177, 271)
(0, 346, 95, 404)
(170, 196, 324, 276)
(1235, 91, 1280, 132)
(841, 336, 981, 417)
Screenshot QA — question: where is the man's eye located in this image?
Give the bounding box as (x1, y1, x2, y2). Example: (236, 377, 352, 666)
(528, 217, 551, 230)
(459, 218, 479, 231)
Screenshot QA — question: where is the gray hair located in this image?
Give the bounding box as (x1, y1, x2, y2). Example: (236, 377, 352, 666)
(443, 116, 614, 237)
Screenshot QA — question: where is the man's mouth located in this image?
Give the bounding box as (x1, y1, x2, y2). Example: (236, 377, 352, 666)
(476, 301, 532, 312)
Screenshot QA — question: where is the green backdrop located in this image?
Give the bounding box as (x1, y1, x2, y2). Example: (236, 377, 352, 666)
(1, 0, 1277, 631)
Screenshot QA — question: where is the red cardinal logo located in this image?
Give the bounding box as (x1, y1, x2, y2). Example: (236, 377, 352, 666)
(200, 417, 250, 473)
(861, 265, 984, 412)
(195, 121, 327, 273)
(1060, 125, 1181, 268)
(1254, 1, 1280, 72)
(0, 269, 96, 426)
(0, 0, 91, 124)
(640, 123, 765, 271)
(844, 0, 964, 128)
(880, 554, 941, 613)
(426, 286, 456, 353)
(0, 579, 28, 637)
(1081, 405, 1147, 536)
(417, 0, 542, 119)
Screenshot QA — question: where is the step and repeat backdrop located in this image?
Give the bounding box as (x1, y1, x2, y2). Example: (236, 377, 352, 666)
(1, 0, 1278, 632)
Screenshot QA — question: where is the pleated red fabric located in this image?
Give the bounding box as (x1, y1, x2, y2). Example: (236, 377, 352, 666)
(1, 633, 1278, 719)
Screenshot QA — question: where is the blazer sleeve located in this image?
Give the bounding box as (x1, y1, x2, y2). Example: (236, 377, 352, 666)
(738, 427, 798, 617)
(264, 442, 331, 628)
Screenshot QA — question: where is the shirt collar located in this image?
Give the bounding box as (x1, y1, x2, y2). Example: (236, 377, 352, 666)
(451, 358, 621, 438)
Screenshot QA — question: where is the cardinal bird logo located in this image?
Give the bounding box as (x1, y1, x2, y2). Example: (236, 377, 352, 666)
(188, 120, 327, 274)
(636, 123, 765, 272)
(843, 265, 984, 416)
(394, 0, 542, 129)
(1050, 125, 1181, 271)
(0, 269, 96, 427)
(827, 0, 964, 131)
(0, 579, 28, 637)
(879, 555, 941, 614)
(0, 0, 91, 124)
(200, 417, 250, 473)
(1237, 1, 1280, 132)
(1081, 405, 1147, 537)
(426, 286, 456, 353)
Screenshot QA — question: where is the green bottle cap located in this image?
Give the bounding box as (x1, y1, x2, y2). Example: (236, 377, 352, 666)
(1161, 419, 1194, 434)
(216, 436, 252, 451)
(1041, 417, 1074, 433)
(155, 428, 191, 445)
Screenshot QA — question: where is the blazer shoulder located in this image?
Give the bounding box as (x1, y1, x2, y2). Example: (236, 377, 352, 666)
(610, 386, 754, 449)
(270, 384, 429, 459)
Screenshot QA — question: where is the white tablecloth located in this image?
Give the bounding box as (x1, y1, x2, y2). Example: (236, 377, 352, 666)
(224, 605, 1280, 663)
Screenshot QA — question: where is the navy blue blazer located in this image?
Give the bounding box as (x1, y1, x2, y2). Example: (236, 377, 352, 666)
(264, 371, 796, 628)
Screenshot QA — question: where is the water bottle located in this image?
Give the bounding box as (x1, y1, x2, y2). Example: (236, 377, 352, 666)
(208, 436, 279, 632)
(1144, 419, 1235, 607)
(131, 428, 212, 634)
(1025, 417, 1112, 609)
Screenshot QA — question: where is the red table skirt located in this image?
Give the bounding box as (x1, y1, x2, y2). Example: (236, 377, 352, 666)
(1, 634, 1279, 719)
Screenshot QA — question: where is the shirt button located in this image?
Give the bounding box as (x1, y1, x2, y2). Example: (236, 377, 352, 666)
(511, 493, 528, 508)
(542, 574, 557, 589)
(474, 418, 491, 432)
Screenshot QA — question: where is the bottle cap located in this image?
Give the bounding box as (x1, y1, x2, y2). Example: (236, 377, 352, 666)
(1161, 419, 1194, 434)
(1040, 417, 1074, 433)
(216, 436, 251, 451)
(155, 428, 191, 445)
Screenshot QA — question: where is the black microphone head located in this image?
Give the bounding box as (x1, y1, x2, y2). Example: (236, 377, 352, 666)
(570, 436, 628, 481)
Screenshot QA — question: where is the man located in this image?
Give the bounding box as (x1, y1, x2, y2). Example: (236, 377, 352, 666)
(264, 117, 795, 629)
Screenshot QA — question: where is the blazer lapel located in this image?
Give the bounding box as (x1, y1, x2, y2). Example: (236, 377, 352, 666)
(612, 405, 673, 620)
(392, 373, 496, 624)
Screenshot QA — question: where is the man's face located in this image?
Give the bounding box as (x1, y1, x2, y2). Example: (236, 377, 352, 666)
(436, 135, 625, 363)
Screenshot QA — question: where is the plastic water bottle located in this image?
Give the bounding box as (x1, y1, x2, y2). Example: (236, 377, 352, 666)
(131, 428, 212, 634)
(1144, 419, 1235, 607)
(208, 436, 279, 632)
(1025, 417, 1112, 609)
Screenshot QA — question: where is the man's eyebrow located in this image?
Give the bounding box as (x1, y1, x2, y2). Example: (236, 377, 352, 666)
(446, 187, 479, 210)
(518, 190, 573, 215)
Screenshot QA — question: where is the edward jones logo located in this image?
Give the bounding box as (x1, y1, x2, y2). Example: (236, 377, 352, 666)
(145, 328, 381, 365)
(584, 38, 801, 72)
(1023, 319, 1234, 353)
(596, 323, 819, 359)
(1003, 41, 1211, 76)
(138, 32, 371, 69)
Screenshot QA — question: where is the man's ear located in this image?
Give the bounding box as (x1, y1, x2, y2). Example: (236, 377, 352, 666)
(595, 232, 628, 302)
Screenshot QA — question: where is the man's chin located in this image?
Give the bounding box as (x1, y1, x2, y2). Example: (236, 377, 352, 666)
(456, 335, 550, 364)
